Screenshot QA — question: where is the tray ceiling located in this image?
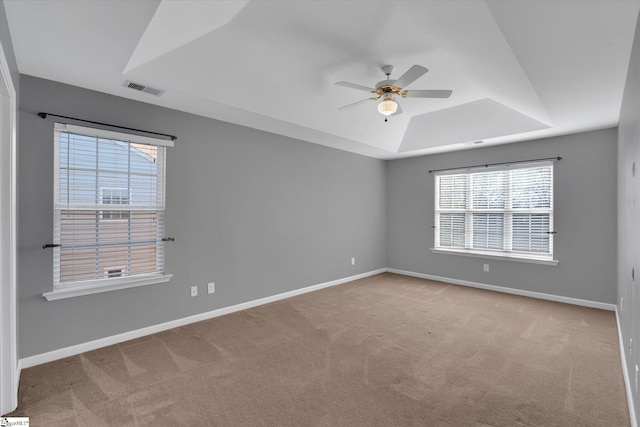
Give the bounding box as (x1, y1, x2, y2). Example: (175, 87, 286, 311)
(5, 0, 639, 159)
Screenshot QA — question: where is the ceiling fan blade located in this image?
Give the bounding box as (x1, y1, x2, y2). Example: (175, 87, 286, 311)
(393, 65, 428, 89)
(338, 97, 378, 110)
(402, 89, 452, 98)
(335, 81, 375, 93)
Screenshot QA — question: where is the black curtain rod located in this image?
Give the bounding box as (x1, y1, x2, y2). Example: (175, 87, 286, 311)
(38, 112, 177, 141)
(43, 237, 175, 249)
(428, 157, 561, 174)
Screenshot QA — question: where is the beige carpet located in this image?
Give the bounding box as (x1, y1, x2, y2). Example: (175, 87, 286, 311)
(8, 273, 630, 426)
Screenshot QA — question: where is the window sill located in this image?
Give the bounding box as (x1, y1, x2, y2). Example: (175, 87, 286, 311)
(43, 274, 173, 301)
(430, 248, 558, 266)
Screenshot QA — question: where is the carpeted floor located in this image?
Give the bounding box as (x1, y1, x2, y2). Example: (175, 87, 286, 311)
(8, 273, 630, 426)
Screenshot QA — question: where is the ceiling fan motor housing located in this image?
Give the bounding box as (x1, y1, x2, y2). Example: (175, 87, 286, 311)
(375, 80, 398, 93)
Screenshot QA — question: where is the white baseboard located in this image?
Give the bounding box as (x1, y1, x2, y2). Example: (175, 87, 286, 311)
(386, 268, 617, 311)
(616, 308, 638, 427)
(19, 267, 618, 370)
(19, 269, 386, 369)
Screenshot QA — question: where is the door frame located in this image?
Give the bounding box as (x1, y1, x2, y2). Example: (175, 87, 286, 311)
(0, 35, 18, 415)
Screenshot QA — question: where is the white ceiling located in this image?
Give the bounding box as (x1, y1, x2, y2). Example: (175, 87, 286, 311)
(4, 0, 639, 159)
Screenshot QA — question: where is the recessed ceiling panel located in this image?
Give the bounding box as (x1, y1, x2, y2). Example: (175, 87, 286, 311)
(124, 0, 250, 73)
(399, 99, 550, 152)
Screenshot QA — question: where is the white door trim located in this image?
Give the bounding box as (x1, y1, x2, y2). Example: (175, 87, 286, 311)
(0, 36, 18, 415)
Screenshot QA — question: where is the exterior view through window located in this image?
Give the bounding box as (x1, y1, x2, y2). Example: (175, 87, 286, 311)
(52, 123, 170, 293)
(101, 187, 130, 220)
(434, 161, 555, 263)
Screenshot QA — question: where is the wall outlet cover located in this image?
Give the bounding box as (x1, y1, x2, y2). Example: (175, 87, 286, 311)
(208, 282, 215, 294)
(190, 285, 198, 297)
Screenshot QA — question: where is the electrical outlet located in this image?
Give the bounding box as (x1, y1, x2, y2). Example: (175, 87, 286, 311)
(483, 264, 489, 272)
(208, 282, 215, 294)
(636, 365, 639, 393)
(351, 257, 356, 265)
(620, 297, 624, 312)
(630, 338, 633, 357)
(190, 285, 198, 297)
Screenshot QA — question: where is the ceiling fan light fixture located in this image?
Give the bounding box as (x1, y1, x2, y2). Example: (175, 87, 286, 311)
(378, 97, 398, 116)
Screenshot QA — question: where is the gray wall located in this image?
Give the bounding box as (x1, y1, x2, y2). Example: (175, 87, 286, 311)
(618, 8, 640, 423)
(18, 75, 387, 358)
(15, 75, 621, 361)
(387, 128, 618, 304)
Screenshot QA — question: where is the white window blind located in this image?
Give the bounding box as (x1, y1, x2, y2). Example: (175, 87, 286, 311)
(52, 123, 173, 292)
(434, 161, 555, 262)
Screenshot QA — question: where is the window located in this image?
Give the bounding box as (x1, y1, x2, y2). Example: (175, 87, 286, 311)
(100, 187, 130, 220)
(433, 161, 556, 264)
(45, 123, 173, 300)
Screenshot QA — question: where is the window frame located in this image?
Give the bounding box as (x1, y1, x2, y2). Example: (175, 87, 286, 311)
(43, 123, 173, 301)
(431, 160, 558, 265)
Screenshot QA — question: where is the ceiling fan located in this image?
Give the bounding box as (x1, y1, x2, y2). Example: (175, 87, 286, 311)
(336, 65, 452, 122)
